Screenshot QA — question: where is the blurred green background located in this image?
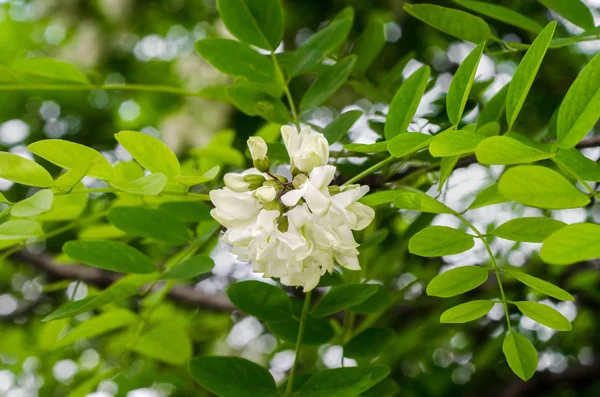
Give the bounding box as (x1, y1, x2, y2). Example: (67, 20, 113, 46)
(1, 0, 600, 396)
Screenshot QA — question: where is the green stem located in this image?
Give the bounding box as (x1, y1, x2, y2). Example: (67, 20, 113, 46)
(342, 156, 395, 186)
(55, 188, 210, 200)
(271, 52, 300, 129)
(286, 290, 312, 396)
(454, 213, 512, 330)
(0, 83, 207, 98)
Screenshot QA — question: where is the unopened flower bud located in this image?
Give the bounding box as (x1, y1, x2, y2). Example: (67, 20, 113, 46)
(263, 199, 283, 213)
(292, 174, 308, 189)
(263, 180, 282, 192)
(243, 174, 266, 190)
(248, 136, 270, 172)
(277, 216, 289, 233)
(224, 173, 250, 192)
(328, 185, 341, 195)
(275, 175, 288, 184)
(255, 186, 277, 204)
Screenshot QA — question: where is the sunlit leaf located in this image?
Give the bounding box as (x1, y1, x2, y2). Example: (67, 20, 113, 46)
(454, 0, 543, 33)
(447, 42, 485, 125)
(114, 131, 180, 177)
(509, 271, 574, 301)
(515, 301, 572, 331)
(467, 183, 507, 210)
(385, 66, 430, 139)
(387, 132, 432, 158)
(493, 217, 566, 242)
(161, 255, 215, 281)
(429, 129, 484, 157)
(12, 57, 90, 84)
(557, 52, 600, 149)
(0, 220, 43, 241)
(498, 165, 590, 209)
(217, 0, 283, 50)
(108, 206, 190, 245)
(475, 136, 553, 165)
(553, 148, 600, 182)
(426, 266, 488, 297)
(56, 309, 138, 348)
(403, 4, 492, 44)
(174, 165, 220, 186)
(0, 152, 54, 187)
(226, 86, 290, 124)
(393, 188, 454, 214)
(10, 189, 53, 217)
(131, 323, 193, 365)
(503, 330, 538, 381)
(111, 173, 168, 196)
(440, 300, 494, 323)
(540, 223, 600, 265)
(344, 141, 388, 153)
(506, 22, 556, 130)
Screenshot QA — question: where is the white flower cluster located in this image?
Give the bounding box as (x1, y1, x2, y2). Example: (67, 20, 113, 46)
(210, 126, 375, 291)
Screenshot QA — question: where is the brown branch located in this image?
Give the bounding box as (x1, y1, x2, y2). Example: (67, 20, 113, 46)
(12, 251, 234, 311)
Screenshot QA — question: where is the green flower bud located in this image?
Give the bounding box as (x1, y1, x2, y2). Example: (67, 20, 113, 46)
(292, 174, 308, 189)
(277, 216, 289, 233)
(263, 200, 283, 213)
(243, 174, 266, 190)
(253, 158, 270, 173)
(328, 185, 341, 195)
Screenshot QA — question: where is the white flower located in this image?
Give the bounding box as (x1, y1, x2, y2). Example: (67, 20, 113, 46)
(209, 188, 262, 228)
(281, 125, 329, 173)
(224, 173, 250, 193)
(281, 165, 336, 216)
(247, 136, 268, 161)
(255, 185, 277, 203)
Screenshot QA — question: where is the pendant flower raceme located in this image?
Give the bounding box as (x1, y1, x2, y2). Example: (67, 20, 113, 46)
(210, 127, 375, 291)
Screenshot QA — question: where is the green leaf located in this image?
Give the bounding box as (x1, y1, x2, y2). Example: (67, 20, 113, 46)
(429, 129, 485, 157)
(506, 22, 556, 130)
(467, 183, 507, 210)
(0, 152, 54, 187)
(476, 121, 501, 137)
(111, 173, 168, 196)
(345, 328, 395, 359)
(0, 64, 21, 83)
(440, 300, 495, 323)
(477, 83, 508, 128)
(226, 86, 290, 124)
(538, 0, 594, 30)
(362, 378, 401, 397)
(131, 323, 192, 365)
(352, 19, 386, 73)
(454, 0, 543, 33)
(498, 165, 590, 209)
(385, 66, 430, 139)
(540, 223, 600, 265)
(216, 0, 283, 50)
(387, 132, 432, 157)
(196, 38, 276, 85)
(503, 330, 538, 381)
(323, 110, 362, 144)
(403, 4, 492, 44)
(553, 148, 600, 182)
(447, 42, 485, 125)
(56, 309, 138, 348)
(63, 240, 156, 274)
(12, 57, 90, 84)
(347, 285, 392, 314)
(312, 284, 378, 318)
(410, 226, 475, 257)
(114, 131, 180, 177)
(108, 206, 189, 245)
(426, 266, 488, 297)
(0, 220, 43, 241)
(493, 217, 566, 242)
(43, 274, 156, 321)
(54, 166, 92, 192)
(557, 52, 600, 149)
(509, 271, 574, 301)
(10, 189, 54, 217)
(394, 188, 455, 214)
(515, 301, 572, 331)
(189, 356, 277, 397)
(161, 255, 214, 281)
(300, 56, 356, 111)
(174, 165, 220, 186)
(286, 8, 354, 77)
(343, 141, 389, 153)
(298, 366, 390, 397)
(27, 139, 115, 181)
(360, 190, 400, 207)
(438, 155, 460, 192)
(227, 280, 293, 321)
(0, 193, 10, 204)
(475, 136, 553, 165)
(158, 201, 212, 223)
